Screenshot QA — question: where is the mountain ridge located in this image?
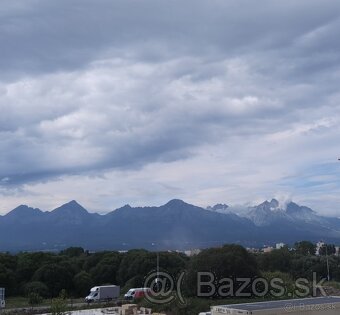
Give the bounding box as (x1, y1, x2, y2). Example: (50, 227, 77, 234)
(0, 198, 339, 251)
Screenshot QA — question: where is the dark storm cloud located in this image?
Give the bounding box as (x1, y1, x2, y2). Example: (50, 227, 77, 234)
(1, 0, 339, 77)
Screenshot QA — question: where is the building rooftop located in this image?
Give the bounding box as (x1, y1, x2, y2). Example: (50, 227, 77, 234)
(213, 296, 340, 311)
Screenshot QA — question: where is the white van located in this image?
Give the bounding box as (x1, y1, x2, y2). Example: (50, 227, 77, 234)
(85, 285, 120, 302)
(124, 288, 150, 300)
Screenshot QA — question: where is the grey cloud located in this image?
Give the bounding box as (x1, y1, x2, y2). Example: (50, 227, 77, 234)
(1, 0, 340, 79)
(0, 0, 340, 214)
(0, 52, 337, 186)
(0, 57, 280, 185)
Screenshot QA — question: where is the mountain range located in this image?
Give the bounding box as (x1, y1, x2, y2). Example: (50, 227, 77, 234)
(0, 199, 339, 252)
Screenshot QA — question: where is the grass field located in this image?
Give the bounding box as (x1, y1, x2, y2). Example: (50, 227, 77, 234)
(5, 296, 31, 309)
(5, 297, 85, 310)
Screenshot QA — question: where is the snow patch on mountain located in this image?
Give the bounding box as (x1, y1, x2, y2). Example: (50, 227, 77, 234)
(207, 198, 328, 227)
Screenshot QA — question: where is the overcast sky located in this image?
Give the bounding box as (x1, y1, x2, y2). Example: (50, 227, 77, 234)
(1, 0, 340, 215)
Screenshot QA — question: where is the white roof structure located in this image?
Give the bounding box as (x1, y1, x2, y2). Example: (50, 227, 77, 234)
(211, 296, 340, 315)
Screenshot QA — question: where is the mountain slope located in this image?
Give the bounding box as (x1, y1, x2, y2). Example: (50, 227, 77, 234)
(208, 199, 340, 244)
(1, 199, 340, 251)
(2, 205, 45, 224)
(101, 199, 257, 249)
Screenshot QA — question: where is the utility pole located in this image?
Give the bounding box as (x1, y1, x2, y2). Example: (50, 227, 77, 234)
(155, 251, 161, 292)
(326, 245, 330, 282)
(157, 251, 160, 282)
(152, 243, 160, 290)
(325, 158, 340, 280)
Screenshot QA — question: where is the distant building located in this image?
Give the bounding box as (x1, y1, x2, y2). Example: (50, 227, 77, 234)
(316, 241, 325, 256)
(246, 247, 261, 253)
(336, 246, 340, 256)
(210, 296, 340, 315)
(263, 246, 274, 253)
(276, 242, 285, 249)
(184, 249, 201, 256)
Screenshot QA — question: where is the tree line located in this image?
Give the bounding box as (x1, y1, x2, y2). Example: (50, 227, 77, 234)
(0, 241, 339, 300)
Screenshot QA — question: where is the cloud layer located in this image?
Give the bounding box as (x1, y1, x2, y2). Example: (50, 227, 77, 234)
(1, 0, 340, 215)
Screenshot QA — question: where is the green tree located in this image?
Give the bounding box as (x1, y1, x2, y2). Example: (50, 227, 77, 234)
(319, 244, 336, 256)
(16, 252, 55, 284)
(117, 250, 152, 284)
(257, 247, 292, 273)
(59, 289, 68, 300)
(90, 252, 121, 285)
(73, 271, 93, 296)
(83, 251, 111, 272)
(24, 281, 49, 298)
(0, 263, 16, 296)
(295, 241, 316, 256)
(187, 244, 259, 296)
(0, 253, 17, 270)
(121, 275, 145, 294)
(290, 255, 320, 280)
(60, 247, 85, 257)
(28, 292, 43, 307)
(33, 263, 74, 297)
(50, 297, 67, 315)
(262, 271, 295, 297)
